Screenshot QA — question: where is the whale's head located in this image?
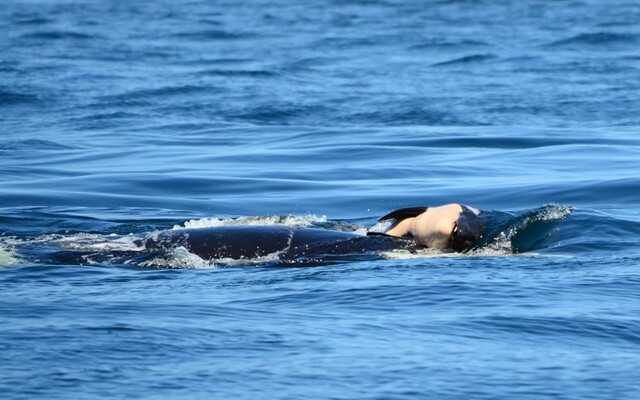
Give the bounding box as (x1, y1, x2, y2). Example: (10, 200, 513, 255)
(380, 203, 484, 252)
(448, 206, 484, 252)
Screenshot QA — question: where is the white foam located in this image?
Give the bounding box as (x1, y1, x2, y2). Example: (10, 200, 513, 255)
(381, 248, 456, 259)
(361, 220, 392, 236)
(173, 214, 327, 230)
(532, 203, 573, 222)
(381, 247, 513, 259)
(140, 246, 216, 269)
(473, 233, 514, 255)
(0, 245, 19, 267)
(139, 245, 286, 269)
(382, 247, 552, 259)
(48, 233, 145, 252)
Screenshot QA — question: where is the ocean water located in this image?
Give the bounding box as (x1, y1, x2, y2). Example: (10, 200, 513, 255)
(2, 0, 640, 398)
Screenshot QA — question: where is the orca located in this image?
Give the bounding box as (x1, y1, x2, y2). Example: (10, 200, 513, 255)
(376, 203, 484, 252)
(141, 225, 418, 261)
(140, 204, 484, 261)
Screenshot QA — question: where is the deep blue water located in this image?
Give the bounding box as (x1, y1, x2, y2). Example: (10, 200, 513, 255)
(2, 0, 640, 398)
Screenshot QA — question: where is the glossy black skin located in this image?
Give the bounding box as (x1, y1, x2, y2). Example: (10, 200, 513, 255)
(450, 206, 485, 252)
(142, 226, 419, 261)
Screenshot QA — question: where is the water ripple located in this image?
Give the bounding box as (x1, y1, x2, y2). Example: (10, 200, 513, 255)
(431, 53, 496, 67)
(172, 30, 257, 41)
(0, 88, 39, 106)
(2, 0, 640, 398)
(21, 31, 101, 41)
(549, 32, 639, 48)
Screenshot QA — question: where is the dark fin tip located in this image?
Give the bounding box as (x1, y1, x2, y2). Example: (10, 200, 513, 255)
(378, 206, 428, 222)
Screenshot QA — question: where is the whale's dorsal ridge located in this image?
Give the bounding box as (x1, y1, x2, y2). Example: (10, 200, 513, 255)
(378, 206, 429, 222)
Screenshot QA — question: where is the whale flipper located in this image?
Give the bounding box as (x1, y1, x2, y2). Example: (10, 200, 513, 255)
(378, 206, 428, 222)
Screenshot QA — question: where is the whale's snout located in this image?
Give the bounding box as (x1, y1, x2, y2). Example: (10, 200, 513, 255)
(450, 210, 484, 252)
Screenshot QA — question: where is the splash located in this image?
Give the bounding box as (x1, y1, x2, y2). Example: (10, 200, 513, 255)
(173, 214, 327, 230)
(364, 220, 392, 236)
(1, 233, 144, 252)
(139, 245, 286, 269)
(477, 203, 573, 255)
(48, 233, 145, 252)
(0, 232, 147, 267)
(139, 246, 216, 269)
(0, 245, 19, 267)
(381, 248, 458, 259)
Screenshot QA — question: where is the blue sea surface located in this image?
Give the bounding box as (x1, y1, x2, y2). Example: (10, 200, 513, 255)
(2, 0, 640, 398)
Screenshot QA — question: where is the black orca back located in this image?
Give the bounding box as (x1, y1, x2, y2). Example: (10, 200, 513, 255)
(143, 225, 417, 261)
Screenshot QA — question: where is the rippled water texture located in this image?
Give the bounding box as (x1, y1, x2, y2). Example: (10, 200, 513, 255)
(2, 1, 640, 399)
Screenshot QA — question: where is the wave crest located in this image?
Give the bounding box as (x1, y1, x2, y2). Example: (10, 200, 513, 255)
(173, 214, 328, 230)
(478, 204, 573, 255)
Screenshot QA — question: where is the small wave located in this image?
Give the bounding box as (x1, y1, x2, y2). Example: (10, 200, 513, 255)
(464, 315, 640, 344)
(285, 56, 338, 71)
(0, 88, 39, 106)
(479, 204, 573, 254)
(229, 104, 327, 125)
(548, 32, 639, 48)
(313, 37, 378, 49)
(22, 31, 100, 40)
(105, 85, 215, 102)
(0, 139, 71, 152)
(350, 107, 477, 127)
(173, 214, 328, 230)
(391, 136, 577, 150)
(196, 69, 277, 78)
(179, 58, 255, 66)
(14, 17, 52, 26)
(173, 30, 255, 41)
(431, 54, 495, 67)
(409, 39, 488, 51)
(67, 112, 142, 129)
